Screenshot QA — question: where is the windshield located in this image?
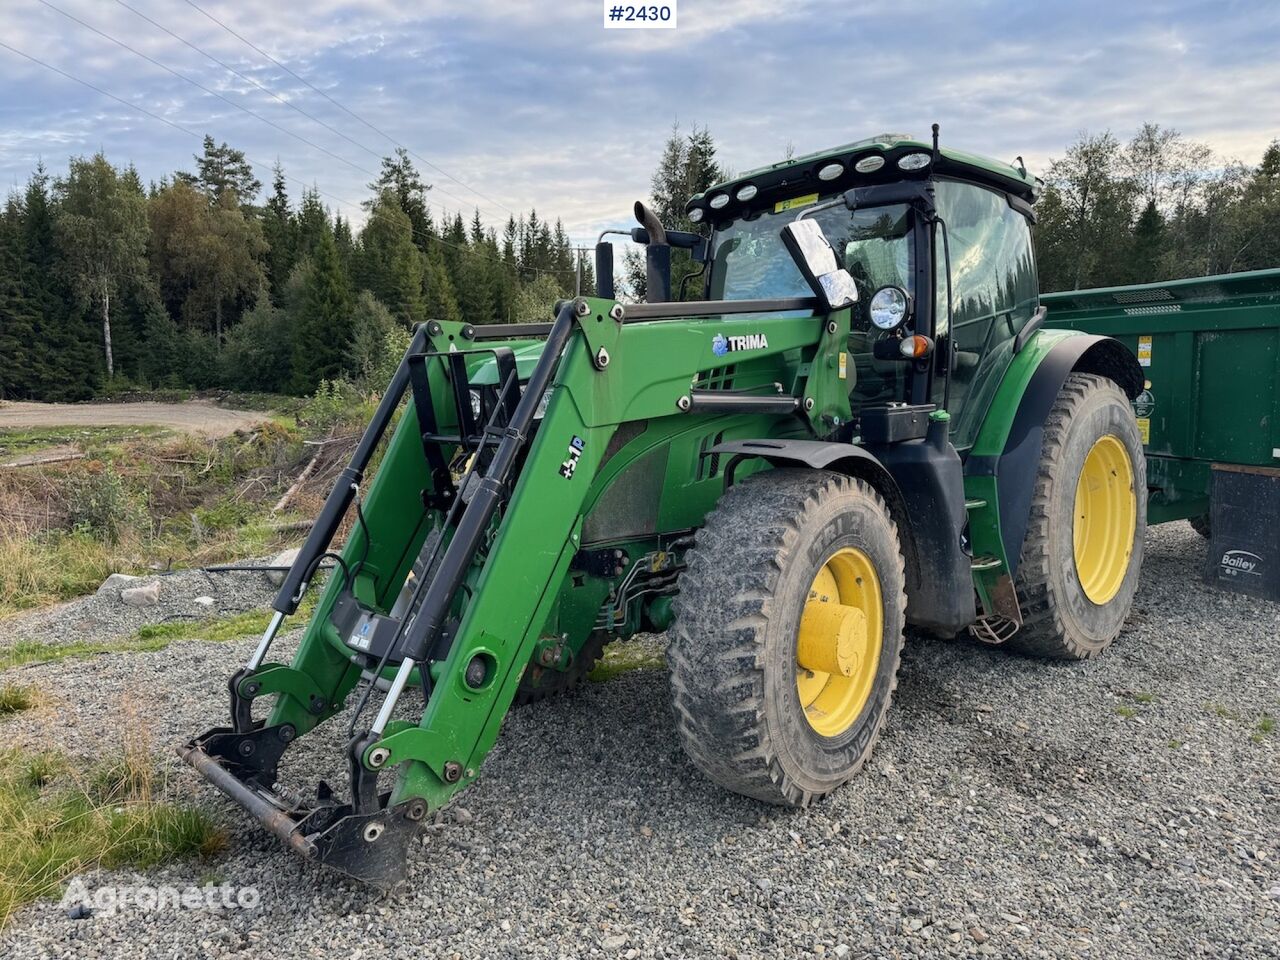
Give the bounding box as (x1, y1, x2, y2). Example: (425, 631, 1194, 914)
(707, 202, 915, 310)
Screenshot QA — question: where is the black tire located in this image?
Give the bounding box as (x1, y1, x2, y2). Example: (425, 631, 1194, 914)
(514, 632, 607, 706)
(667, 469, 906, 807)
(1007, 373, 1146, 660)
(1189, 514, 1211, 539)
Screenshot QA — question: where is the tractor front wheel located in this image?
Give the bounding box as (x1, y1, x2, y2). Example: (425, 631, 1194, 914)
(668, 470, 906, 806)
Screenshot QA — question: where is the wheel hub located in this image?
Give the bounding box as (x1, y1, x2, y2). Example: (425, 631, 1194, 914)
(795, 548, 883, 737)
(1073, 434, 1137, 604)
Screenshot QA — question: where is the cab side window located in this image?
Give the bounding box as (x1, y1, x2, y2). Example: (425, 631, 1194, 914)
(934, 180, 1038, 449)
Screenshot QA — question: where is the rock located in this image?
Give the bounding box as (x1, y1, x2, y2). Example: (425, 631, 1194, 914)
(64, 903, 93, 920)
(970, 927, 989, 943)
(120, 581, 161, 607)
(96, 572, 140, 596)
(601, 934, 627, 951)
(193, 595, 215, 607)
(833, 945, 851, 958)
(453, 807, 473, 824)
(267, 548, 301, 587)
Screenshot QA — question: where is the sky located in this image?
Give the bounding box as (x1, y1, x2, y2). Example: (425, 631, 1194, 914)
(1, 0, 1278, 249)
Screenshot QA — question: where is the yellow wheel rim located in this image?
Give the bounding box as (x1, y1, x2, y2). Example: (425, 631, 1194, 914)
(795, 548, 883, 737)
(1073, 435, 1137, 604)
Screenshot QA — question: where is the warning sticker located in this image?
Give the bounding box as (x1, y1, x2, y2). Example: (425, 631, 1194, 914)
(1136, 417, 1150, 445)
(838, 351, 848, 380)
(1137, 335, 1152, 367)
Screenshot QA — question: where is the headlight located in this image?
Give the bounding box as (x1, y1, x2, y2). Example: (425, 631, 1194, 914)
(869, 286, 910, 330)
(469, 389, 482, 420)
(854, 155, 885, 173)
(735, 184, 758, 202)
(708, 193, 730, 210)
(687, 206, 704, 223)
(897, 152, 931, 171)
(817, 162, 844, 181)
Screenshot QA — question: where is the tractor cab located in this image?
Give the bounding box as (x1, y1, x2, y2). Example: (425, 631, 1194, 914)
(680, 132, 1044, 450)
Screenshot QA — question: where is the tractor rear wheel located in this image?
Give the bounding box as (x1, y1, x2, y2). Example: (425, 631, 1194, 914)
(1008, 373, 1146, 659)
(668, 469, 906, 806)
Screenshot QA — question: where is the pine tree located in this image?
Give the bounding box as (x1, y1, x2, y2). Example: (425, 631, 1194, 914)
(359, 193, 425, 327)
(261, 163, 296, 305)
(192, 136, 261, 205)
(290, 230, 353, 393)
(366, 148, 431, 251)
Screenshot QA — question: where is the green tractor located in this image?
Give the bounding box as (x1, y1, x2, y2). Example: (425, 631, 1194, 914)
(182, 129, 1145, 886)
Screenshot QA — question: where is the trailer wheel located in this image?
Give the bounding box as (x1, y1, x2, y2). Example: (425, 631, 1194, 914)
(668, 469, 906, 806)
(1009, 373, 1146, 659)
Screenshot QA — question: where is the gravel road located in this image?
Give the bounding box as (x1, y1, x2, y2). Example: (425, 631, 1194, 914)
(0, 401, 270, 437)
(1, 521, 1277, 959)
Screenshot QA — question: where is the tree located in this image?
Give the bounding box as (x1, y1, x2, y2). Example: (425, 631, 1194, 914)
(149, 181, 266, 344)
(55, 153, 150, 378)
(191, 136, 261, 205)
(358, 193, 425, 327)
(261, 163, 297, 305)
(290, 230, 353, 393)
(625, 123, 726, 300)
(1033, 132, 1138, 291)
(366, 148, 431, 250)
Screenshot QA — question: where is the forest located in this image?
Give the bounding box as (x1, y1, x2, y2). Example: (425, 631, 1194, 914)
(1, 123, 1277, 402)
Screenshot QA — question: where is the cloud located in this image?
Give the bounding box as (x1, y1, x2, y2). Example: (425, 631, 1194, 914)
(0, 0, 1276, 247)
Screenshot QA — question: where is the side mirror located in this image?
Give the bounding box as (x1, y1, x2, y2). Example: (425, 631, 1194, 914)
(779, 218, 859, 311)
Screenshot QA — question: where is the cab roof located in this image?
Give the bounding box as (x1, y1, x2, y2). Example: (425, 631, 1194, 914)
(688, 133, 1041, 225)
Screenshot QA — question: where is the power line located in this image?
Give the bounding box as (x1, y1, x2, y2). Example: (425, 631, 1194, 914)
(37, 0, 377, 182)
(0, 40, 576, 281)
(179, 0, 518, 218)
(106, 0, 512, 223)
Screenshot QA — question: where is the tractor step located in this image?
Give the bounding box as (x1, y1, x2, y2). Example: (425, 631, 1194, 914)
(970, 554, 1003, 571)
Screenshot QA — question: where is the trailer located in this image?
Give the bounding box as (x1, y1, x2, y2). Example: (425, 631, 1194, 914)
(1043, 269, 1280, 528)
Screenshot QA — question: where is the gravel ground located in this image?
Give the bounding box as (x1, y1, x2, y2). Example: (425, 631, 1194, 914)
(1, 521, 1277, 959)
(1, 567, 278, 651)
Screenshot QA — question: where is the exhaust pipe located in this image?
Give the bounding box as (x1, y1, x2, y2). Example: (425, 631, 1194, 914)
(634, 201, 671, 303)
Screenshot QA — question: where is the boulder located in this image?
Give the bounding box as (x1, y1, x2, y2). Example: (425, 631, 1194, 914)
(120, 581, 162, 607)
(193, 595, 215, 608)
(96, 572, 140, 596)
(266, 547, 301, 587)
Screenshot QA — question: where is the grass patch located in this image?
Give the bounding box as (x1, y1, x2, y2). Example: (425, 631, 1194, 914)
(588, 642, 667, 683)
(1167, 739, 1183, 749)
(1205, 702, 1240, 721)
(0, 531, 122, 620)
(0, 426, 163, 460)
(0, 742, 225, 926)
(0, 685, 37, 715)
(1253, 714, 1276, 744)
(1132, 691, 1157, 704)
(1113, 705, 1137, 719)
(1, 592, 319, 670)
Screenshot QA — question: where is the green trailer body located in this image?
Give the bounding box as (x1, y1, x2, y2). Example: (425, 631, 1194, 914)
(1043, 269, 1280, 525)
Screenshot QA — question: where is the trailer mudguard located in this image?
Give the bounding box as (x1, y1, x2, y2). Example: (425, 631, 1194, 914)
(964, 331, 1143, 590)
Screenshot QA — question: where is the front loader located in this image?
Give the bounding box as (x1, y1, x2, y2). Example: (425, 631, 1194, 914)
(182, 129, 1146, 887)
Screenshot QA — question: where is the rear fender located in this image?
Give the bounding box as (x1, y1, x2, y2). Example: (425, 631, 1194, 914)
(964, 331, 1142, 598)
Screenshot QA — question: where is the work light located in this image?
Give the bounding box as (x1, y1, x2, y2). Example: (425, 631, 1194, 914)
(709, 193, 729, 209)
(818, 162, 844, 181)
(897, 152, 931, 171)
(854, 155, 885, 173)
(869, 285, 910, 330)
(736, 184, 758, 201)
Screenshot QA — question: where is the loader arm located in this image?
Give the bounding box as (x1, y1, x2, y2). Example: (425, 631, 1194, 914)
(182, 295, 844, 887)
